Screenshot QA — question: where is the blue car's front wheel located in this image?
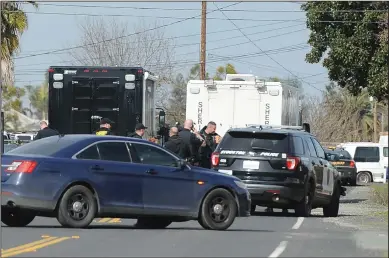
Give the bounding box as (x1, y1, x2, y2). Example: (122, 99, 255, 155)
(198, 188, 237, 230)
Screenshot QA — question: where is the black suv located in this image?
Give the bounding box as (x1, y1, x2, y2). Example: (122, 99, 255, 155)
(211, 125, 346, 217)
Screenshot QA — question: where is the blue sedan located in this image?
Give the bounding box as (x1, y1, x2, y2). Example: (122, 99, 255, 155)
(1, 135, 251, 230)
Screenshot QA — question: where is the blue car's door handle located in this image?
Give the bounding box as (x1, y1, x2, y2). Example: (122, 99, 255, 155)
(145, 169, 158, 175)
(90, 165, 104, 171)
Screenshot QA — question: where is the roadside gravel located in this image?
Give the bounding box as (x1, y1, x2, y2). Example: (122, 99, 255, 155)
(312, 185, 388, 253)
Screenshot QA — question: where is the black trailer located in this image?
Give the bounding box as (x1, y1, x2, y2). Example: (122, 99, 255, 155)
(48, 66, 158, 138)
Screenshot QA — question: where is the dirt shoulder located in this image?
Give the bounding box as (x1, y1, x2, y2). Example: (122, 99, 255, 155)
(313, 184, 388, 254)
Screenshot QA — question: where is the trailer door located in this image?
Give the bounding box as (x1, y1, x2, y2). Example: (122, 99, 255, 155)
(71, 77, 120, 134)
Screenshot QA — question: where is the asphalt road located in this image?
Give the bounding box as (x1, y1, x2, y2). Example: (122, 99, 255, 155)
(0, 187, 385, 257)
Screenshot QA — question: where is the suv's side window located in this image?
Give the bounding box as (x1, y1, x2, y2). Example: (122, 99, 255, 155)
(354, 147, 380, 162)
(292, 136, 305, 155)
(310, 138, 326, 159)
(130, 143, 178, 167)
(304, 137, 317, 157)
(76, 144, 100, 160)
(97, 142, 131, 162)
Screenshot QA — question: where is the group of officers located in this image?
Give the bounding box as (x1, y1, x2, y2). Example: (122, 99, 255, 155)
(34, 117, 220, 169)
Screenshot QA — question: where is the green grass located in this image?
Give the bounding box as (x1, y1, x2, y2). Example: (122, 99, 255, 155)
(370, 184, 388, 206)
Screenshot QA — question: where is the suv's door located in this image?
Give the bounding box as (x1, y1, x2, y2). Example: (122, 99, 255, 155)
(311, 138, 333, 196)
(129, 142, 197, 215)
(303, 137, 323, 194)
(74, 141, 143, 211)
(354, 146, 384, 182)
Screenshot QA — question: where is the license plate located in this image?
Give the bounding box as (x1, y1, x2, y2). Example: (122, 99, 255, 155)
(218, 169, 233, 175)
(243, 160, 260, 170)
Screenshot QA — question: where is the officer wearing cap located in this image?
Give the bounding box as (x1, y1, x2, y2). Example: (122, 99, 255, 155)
(94, 118, 114, 136)
(128, 123, 147, 139)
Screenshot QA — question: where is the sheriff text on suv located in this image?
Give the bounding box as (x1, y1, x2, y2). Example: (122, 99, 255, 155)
(211, 125, 346, 217)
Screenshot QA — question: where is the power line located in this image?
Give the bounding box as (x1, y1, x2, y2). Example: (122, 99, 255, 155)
(27, 3, 389, 13)
(12, 2, 242, 60)
(15, 42, 309, 74)
(19, 19, 304, 55)
(8, 10, 385, 24)
(14, 43, 310, 75)
(213, 2, 324, 93)
(15, 23, 306, 67)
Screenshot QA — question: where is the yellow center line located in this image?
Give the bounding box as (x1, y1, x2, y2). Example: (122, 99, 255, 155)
(1, 237, 73, 257)
(108, 218, 121, 223)
(1, 237, 57, 255)
(97, 218, 111, 223)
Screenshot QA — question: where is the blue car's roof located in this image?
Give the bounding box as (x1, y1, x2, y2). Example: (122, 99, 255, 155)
(4, 134, 155, 158)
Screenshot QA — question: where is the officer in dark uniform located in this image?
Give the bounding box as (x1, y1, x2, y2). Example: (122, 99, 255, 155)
(34, 120, 59, 140)
(94, 118, 114, 135)
(128, 123, 147, 139)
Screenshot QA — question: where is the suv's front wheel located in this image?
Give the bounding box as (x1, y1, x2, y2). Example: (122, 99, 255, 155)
(294, 182, 313, 217)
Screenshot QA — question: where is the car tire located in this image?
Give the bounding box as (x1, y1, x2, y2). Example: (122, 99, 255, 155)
(198, 188, 237, 231)
(134, 218, 172, 229)
(250, 204, 256, 215)
(56, 185, 96, 228)
(323, 184, 340, 217)
(294, 182, 313, 217)
(1, 207, 36, 227)
(357, 172, 371, 185)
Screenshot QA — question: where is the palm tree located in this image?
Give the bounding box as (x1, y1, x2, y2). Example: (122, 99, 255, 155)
(1, 1, 37, 85)
(213, 63, 238, 81)
(25, 83, 48, 120)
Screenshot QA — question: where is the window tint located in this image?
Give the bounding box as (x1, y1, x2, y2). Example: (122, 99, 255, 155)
(310, 138, 326, 159)
(384, 147, 388, 157)
(292, 136, 304, 155)
(218, 132, 288, 153)
(131, 143, 178, 167)
(354, 147, 380, 162)
(7, 136, 75, 156)
(97, 142, 131, 162)
(304, 138, 317, 157)
(76, 145, 99, 160)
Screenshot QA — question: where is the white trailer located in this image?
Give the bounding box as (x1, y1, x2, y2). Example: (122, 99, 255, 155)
(185, 74, 302, 137)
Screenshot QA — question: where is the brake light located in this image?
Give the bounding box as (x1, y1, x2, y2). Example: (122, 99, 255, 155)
(286, 157, 300, 170)
(84, 69, 90, 72)
(211, 152, 220, 167)
(5, 161, 37, 173)
(48, 68, 54, 73)
(349, 160, 355, 168)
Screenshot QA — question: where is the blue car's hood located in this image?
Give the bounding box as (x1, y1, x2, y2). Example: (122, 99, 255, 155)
(190, 166, 238, 181)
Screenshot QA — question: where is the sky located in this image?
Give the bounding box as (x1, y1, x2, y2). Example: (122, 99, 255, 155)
(14, 2, 330, 107)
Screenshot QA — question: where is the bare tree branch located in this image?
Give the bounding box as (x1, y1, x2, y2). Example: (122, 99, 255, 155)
(68, 17, 176, 109)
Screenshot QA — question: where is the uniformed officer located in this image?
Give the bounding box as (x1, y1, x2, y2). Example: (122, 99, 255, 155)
(128, 123, 147, 139)
(94, 118, 114, 135)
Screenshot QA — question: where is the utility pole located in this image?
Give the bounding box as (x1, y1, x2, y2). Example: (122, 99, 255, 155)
(373, 99, 377, 142)
(200, 1, 207, 80)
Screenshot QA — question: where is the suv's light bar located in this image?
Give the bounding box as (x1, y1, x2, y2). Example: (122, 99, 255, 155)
(246, 123, 310, 133)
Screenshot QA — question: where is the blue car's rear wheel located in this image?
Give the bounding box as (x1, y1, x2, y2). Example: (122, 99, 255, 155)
(198, 188, 237, 230)
(57, 185, 96, 228)
(1, 207, 36, 227)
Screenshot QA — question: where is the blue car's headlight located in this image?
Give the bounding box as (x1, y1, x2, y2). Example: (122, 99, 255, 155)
(234, 180, 247, 189)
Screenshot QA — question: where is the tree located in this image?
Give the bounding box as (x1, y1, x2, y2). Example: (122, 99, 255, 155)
(187, 64, 210, 80)
(301, 1, 389, 101)
(302, 82, 387, 142)
(167, 73, 187, 124)
(69, 17, 176, 110)
(1, 1, 37, 85)
(213, 63, 238, 80)
(24, 71, 49, 120)
(2, 85, 26, 131)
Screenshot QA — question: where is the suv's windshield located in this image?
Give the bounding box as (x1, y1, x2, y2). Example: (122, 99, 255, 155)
(334, 149, 352, 159)
(219, 131, 288, 153)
